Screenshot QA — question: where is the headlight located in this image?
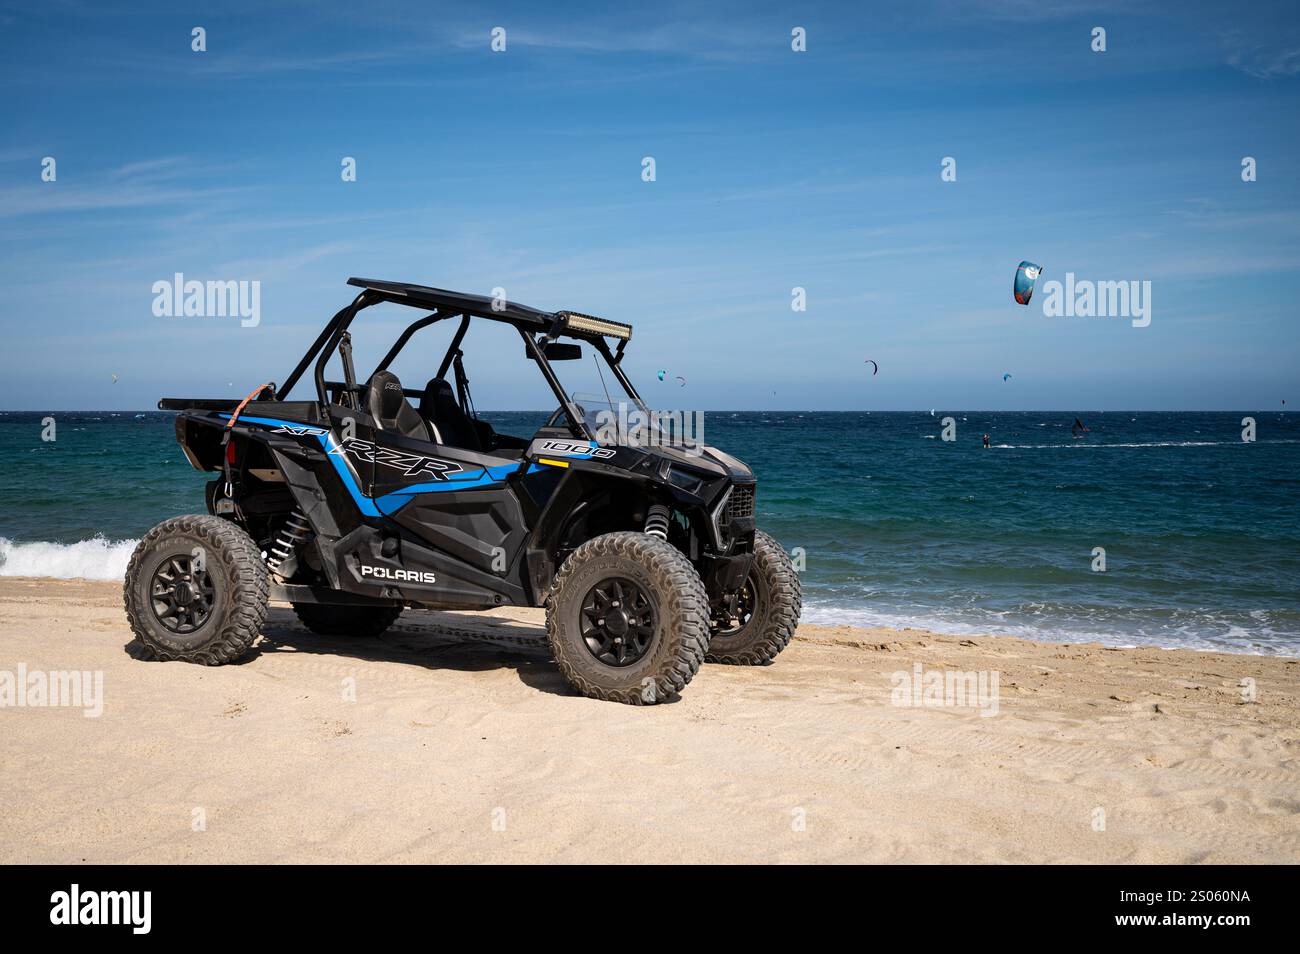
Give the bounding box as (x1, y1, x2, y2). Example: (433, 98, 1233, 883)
(666, 466, 704, 494)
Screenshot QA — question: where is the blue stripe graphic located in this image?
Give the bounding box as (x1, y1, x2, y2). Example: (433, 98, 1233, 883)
(219, 414, 515, 515)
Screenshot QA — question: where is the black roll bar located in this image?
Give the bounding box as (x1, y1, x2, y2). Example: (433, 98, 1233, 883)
(592, 337, 647, 409)
(284, 286, 634, 434)
(435, 315, 471, 381)
(374, 310, 448, 375)
(313, 291, 373, 407)
(279, 297, 362, 399)
(520, 326, 589, 438)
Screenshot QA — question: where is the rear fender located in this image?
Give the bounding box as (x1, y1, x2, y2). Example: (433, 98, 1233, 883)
(175, 412, 226, 472)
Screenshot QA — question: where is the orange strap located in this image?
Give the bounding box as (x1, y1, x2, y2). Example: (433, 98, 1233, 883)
(226, 382, 276, 431)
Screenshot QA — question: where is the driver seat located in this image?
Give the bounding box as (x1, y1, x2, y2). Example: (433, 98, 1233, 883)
(419, 378, 481, 451)
(365, 371, 435, 443)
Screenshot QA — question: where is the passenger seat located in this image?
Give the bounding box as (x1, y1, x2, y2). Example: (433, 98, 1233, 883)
(419, 378, 480, 451)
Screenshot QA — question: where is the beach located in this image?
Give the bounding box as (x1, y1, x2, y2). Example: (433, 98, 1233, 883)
(1, 577, 1296, 864)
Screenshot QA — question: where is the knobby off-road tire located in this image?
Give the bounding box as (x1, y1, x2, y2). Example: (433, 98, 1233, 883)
(706, 529, 801, 665)
(123, 514, 268, 664)
(291, 602, 403, 637)
(546, 531, 710, 705)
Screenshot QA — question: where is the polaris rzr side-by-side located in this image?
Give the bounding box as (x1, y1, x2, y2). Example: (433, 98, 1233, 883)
(124, 279, 801, 704)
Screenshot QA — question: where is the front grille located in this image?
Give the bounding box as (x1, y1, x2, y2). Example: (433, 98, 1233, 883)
(711, 483, 756, 551)
(728, 485, 755, 520)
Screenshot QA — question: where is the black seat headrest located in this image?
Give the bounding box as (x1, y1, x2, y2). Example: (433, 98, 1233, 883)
(363, 370, 429, 442)
(368, 370, 407, 421)
(420, 378, 455, 414)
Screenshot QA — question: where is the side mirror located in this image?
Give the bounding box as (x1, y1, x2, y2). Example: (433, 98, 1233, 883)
(532, 342, 582, 361)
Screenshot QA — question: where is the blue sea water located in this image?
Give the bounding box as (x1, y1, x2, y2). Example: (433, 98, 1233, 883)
(2, 410, 1297, 655)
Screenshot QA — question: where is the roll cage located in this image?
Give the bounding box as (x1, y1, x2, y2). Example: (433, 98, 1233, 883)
(271, 278, 644, 441)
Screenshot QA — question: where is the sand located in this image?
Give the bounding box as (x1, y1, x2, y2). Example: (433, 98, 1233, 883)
(0, 577, 1296, 864)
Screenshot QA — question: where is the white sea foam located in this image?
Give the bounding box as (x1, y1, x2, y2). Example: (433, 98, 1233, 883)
(799, 601, 1298, 656)
(0, 536, 137, 581)
(991, 439, 1300, 449)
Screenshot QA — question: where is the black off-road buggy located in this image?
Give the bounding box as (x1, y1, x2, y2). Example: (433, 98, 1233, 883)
(124, 279, 800, 704)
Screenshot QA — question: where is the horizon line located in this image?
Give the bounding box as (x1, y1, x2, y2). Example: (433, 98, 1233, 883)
(0, 408, 1293, 416)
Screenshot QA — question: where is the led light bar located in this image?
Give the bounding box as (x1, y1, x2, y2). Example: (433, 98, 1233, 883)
(557, 310, 632, 341)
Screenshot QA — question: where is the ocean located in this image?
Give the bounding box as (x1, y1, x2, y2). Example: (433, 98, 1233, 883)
(2, 410, 1297, 655)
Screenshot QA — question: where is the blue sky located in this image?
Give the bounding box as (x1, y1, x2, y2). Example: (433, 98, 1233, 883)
(1, 0, 1297, 411)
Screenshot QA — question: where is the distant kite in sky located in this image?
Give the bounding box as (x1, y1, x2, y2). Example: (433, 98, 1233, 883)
(657, 370, 667, 381)
(864, 359, 878, 375)
(1014, 261, 1043, 305)
(111, 373, 119, 384)
(1003, 373, 1012, 382)
(675, 375, 686, 387)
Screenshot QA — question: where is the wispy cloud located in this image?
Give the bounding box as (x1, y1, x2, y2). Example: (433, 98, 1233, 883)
(922, 0, 1130, 24)
(0, 182, 253, 219)
(213, 241, 357, 278)
(1226, 44, 1300, 78)
(0, 146, 46, 164)
(448, 20, 777, 62)
(1220, 16, 1300, 78)
(188, 46, 423, 78)
(107, 156, 192, 180)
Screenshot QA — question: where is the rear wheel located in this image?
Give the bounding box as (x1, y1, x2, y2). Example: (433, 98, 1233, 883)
(291, 602, 403, 637)
(706, 529, 801, 665)
(546, 532, 709, 705)
(123, 515, 268, 665)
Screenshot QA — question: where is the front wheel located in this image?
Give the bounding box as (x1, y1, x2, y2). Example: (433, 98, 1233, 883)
(546, 532, 710, 705)
(706, 529, 801, 665)
(123, 514, 268, 665)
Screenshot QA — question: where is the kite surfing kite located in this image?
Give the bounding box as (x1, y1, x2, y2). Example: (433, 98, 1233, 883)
(1014, 261, 1043, 305)
(656, 370, 667, 382)
(864, 359, 878, 375)
(675, 375, 686, 387)
(1002, 373, 1012, 382)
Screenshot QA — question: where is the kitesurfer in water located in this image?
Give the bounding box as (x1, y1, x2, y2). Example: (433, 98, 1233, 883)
(982, 433, 990, 448)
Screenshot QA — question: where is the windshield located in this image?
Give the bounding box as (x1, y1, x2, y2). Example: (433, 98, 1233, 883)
(548, 347, 706, 450)
(547, 351, 646, 426)
(569, 392, 633, 433)
(568, 390, 703, 450)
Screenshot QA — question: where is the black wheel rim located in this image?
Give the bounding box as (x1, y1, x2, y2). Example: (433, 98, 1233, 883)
(716, 577, 756, 636)
(150, 554, 215, 634)
(580, 577, 657, 667)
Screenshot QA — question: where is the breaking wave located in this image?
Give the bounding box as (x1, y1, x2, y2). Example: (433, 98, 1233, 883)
(0, 536, 137, 581)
